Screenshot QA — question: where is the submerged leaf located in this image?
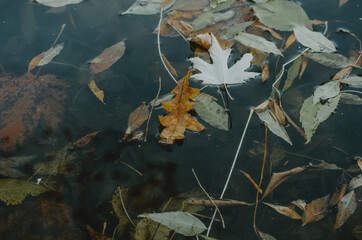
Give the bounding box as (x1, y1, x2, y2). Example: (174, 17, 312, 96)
(305, 53, 355, 69)
(120, 0, 175, 15)
(257, 229, 278, 240)
(348, 174, 362, 191)
(88, 80, 104, 103)
(35, 0, 83, 8)
(302, 194, 330, 226)
(87, 225, 111, 240)
(220, 21, 254, 40)
(293, 26, 336, 52)
(329, 184, 348, 207)
(334, 191, 357, 229)
(282, 56, 302, 92)
(70, 131, 99, 149)
(234, 32, 283, 55)
(341, 76, 362, 87)
(125, 103, 149, 136)
(263, 202, 302, 220)
(28, 43, 64, 72)
(139, 211, 207, 236)
(134, 218, 170, 240)
(0, 155, 37, 178)
(340, 93, 362, 105)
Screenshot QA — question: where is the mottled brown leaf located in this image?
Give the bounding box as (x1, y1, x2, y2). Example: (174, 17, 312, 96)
(123, 103, 149, 141)
(348, 174, 362, 191)
(262, 63, 269, 83)
(263, 202, 302, 220)
(330, 183, 347, 207)
(332, 66, 353, 81)
(302, 194, 330, 226)
(70, 131, 99, 149)
(88, 80, 104, 103)
(334, 190, 357, 229)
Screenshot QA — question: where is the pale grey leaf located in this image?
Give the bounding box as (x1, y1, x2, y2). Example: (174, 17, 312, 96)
(316, 95, 340, 123)
(253, 0, 312, 31)
(120, 0, 175, 15)
(212, 10, 235, 23)
(305, 53, 355, 68)
(139, 211, 207, 236)
(348, 174, 362, 191)
(313, 81, 340, 104)
(194, 93, 228, 131)
(220, 21, 254, 40)
(35, 0, 82, 7)
(0, 155, 37, 178)
(340, 93, 362, 105)
(334, 191, 357, 229)
(234, 32, 283, 56)
(282, 56, 302, 92)
(293, 26, 336, 52)
(255, 108, 292, 145)
(341, 76, 362, 87)
(37, 43, 65, 66)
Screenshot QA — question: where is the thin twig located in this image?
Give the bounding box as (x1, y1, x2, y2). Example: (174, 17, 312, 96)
(341, 90, 362, 95)
(119, 161, 143, 176)
(206, 108, 254, 236)
(117, 187, 136, 227)
(192, 169, 225, 228)
(145, 77, 162, 142)
(158, 8, 177, 84)
(168, 22, 190, 44)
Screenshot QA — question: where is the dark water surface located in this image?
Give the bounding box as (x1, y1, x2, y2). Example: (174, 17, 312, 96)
(0, 0, 361, 239)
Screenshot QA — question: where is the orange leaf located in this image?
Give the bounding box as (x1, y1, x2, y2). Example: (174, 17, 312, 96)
(188, 33, 212, 50)
(28, 43, 64, 72)
(329, 183, 347, 207)
(339, 0, 348, 7)
(332, 66, 353, 81)
(122, 103, 149, 141)
(162, 54, 178, 77)
(310, 20, 326, 25)
(263, 202, 302, 220)
(89, 40, 126, 75)
(299, 57, 308, 79)
(284, 33, 296, 50)
(88, 80, 104, 103)
(302, 194, 330, 226)
(159, 71, 204, 144)
(253, 23, 283, 40)
(262, 63, 269, 83)
(240, 170, 263, 194)
(70, 131, 99, 149)
(333, 190, 357, 229)
(270, 101, 285, 125)
(28, 55, 45, 72)
(357, 158, 362, 170)
(161, 0, 172, 8)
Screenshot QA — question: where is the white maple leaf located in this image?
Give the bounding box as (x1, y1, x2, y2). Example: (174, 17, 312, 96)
(189, 33, 260, 87)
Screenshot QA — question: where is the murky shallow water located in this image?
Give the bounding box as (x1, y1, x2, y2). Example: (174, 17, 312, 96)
(0, 0, 361, 239)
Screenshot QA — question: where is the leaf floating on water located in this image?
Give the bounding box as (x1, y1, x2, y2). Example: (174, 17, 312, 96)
(334, 190, 357, 229)
(262, 167, 305, 199)
(348, 174, 362, 191)
(139, 211, 207, 236)
(339, 0, 349, 7)
(88, 80, 104, 104)
(70, 131, 99, 149)
(35, 0, 83, 8)
(262, 63, 269, 83)
(300, 57, 308, 79)
(220, 21, 254, 40)
(310, 161, 342, 170)
(162, 54, 178, 77)
(234, 32, 283, 56)
(89, 40, 126, 74)
(194, 93, 228, 131)
(305, 53, 355, 69)
(341, 76, 362, 87)
(263, 202, 302, 220)
(253, 0, 312, 31)
(332, 66, 353, 80)
(253, 23, 283, 40)
(284, 33, 296, 50)
(302, 194, 330, 226)
(357, 158, 362, 170)
(282, 56, 302, 92)
(313, 81, 340, 104)
(340, 93, 362, 105)
(159, 71, 203, 144)
(0, 179, 49, 205)
(124, 103, 149, 139)
(120, 0, 175, 15)
(329, 183, 348, 207)
(188, 33, 213, 49)
(256, 229, 278, 240)
(28, 43, 64, 72)
(293, 26, 336, 53)
(134, 218, 170, 240)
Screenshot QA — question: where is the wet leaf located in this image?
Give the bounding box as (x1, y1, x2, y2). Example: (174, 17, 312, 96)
(35, 0, 82, 7)
(305, 52, 355, 69)
(253, 23, 283, 40)
(284, 33, 296, 50)
(139, 211, 207, 236)
(220, 21, 254, 40)
(162, 54, 178, 77)
(334, 190, 357, 229)
(358, 158, 362, 170)
(88, 80, 104, 104)
(111, 187, 134, 233)
(257, 229, 278, 240)
(282, 56, 302, 92)
(159, 72, 203, 144)
(339, 0, 348, 7)
(87, 225, 111, 240)
(0, 179, 49, 205)
(89, 40, 126, 74)
(313, 81, 340, 104)
(190, 33, 260, 85)
(263, 202, 302, 220)
(329, 183, 347, 207)
(293, 26, 336, 53)
(262, 167, 305, 199)
(332, 66, 353, 80)
(234, 32, 283, 56)
(290, 199, 307, 211)
(270, 102, 285, 125)
(120, 0, 175, 15)
(253, 0, 312, 31)
(262, 63, 269, 82)
(341, 76, 362, 87)
(28, 43, 64, 72)
(134, 218, 170, 240)
(302, 194, 330, 226)
(310, 161, 342, 170)
(124, 103, 149, 138)
(70, 131, 99, 149)
(188, 33, 212, 49)
(0, 155, 37, 178)
(194, 93, 228, 131)
(340, 93, 362, 105)
(299, 57, 308, 79)
(172, 0, 208, 11)
(348, 174, 362, 191)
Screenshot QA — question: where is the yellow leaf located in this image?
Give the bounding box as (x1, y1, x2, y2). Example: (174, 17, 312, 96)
(88, 80, 104, 104)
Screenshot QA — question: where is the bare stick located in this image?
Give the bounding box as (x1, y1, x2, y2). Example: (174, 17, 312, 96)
(145, 77, 162, 142)
(119, 161, 143, 176)
(117, 187, 136, 227)
(187, 199, 254, 207)
(192, 169, 225, 228)
(157, 8, 177, 84)
(206, 108, 254, 236)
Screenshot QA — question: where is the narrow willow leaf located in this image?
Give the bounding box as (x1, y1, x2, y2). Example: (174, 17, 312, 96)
(35, 0, 82, 7)
(293, 26, 336, 52)
(220, 21, 254, 40)
(263, 202, 302, 220)
(290, 199, 307, 211)
(255, 108, 292, 145)
(139, 211, 207, 236)
(262, 63, 269, 83)
(88, 80, 104, 104)
(284, 33, 296, 50)
(334, 191, 357, 229)
(253, 23, 283, 40)
(120, 0, 175, 15)
(194, 93, 228, 131)
(235, 32, 283, 56)
(341, 76, 362, 87)
(28, 43, 64, 72)
(313, 81, 340, 104)
(330, 184, 348, 207)
(340, 93, 362, 105)
(257, 229, 278, 240)
(0, 179, 49, 205)
(305, 53, 355, 68)
(253, 0, 312, 31)
(332, 66, 353, 80)
(302, 194, 330, 226)
(282, 56, 302, 92)
(300, 57, 308, 79)
(125, 103, 149, 135)
(348, 174, 362, 191)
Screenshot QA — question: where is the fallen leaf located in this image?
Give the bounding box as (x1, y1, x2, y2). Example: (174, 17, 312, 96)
(305, 52, 355, 69)
(70, 131, 99, 149)
(310, 161, 343, 170)
(134, 218, 170, 240)
(339, 0, 348, 7)
(270, 101, 286, 125)
(123, 103, 149, 140)
(120, 0, 175, 15)
(89, 40, 126, 74)
(87, 225, 111, 240)
(220, 21, 254, 40)
(0, 155, 37, 178)
(302, 195, 330, 226)
(263, 202, 302, 220)
(329, 184, 348, 207)
(112, 187, 134, 232)
(348, 174, 362, 191)
(257, 229, 278, 240)
(190, 33, 260, 86)
(282, 56, 302, 92)
(188, 33, 212, 49)
(162, 54, 178, 77)
(159, 72, 203, 143)
(240, 170, 263, 194)
(284, 33, 296, 50)
(340, 93, 362, 105)
(334, 190, 357, 229)
(139, 211, 207, 236)
(310, 20, 326, 25)
(28, 43, 64, 72)
(262, 63, 269, 82)
(293, 26, 336, 52)
(341, 76, 362, 87)
(299, 57, 308, 79)
(253, 23, 283, 40)
(234, 32, 283, 55)
(313, 81, 341, 104)
(262, 167, 305, 199)
(357, 158, 362, 170)
(35, 0, 83, 7)
(290, 199, 307, 211)
(332, 66, 353, 80)
(88, 80, 104, 104)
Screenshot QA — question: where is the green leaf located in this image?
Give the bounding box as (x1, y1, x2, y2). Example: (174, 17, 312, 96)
(282, 56, 302, 92)
(234, 32, 283, 56)
(305, 53, 355, 68)
(220, 21, 254, 40)
(341, 76, 362, 87)
(253, 0, 312, 31)
(293, 26, 336, 52)
(0, 179, 49, 205)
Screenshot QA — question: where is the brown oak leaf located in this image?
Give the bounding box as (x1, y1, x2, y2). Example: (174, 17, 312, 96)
(159, 71, 204, 144)
(0, 72, 68, 151)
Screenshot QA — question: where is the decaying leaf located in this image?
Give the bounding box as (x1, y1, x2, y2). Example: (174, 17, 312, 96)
(313, 81, 341, 104)
(120, 0, 175, 15)
(162, 54, 178, 77)
(284, 33, 296, 50)
(263, 202, 302, 220)
(332, 66, 353, 80)
(234, 32, 283, 56)
(139, 211, 207, 236)
(220, 21, 254, 40)
(87, 225, 111, 240)
(293, 26, 336, 53)
(134, 218, 170, 240)
(262, 63, 269, 83)
(257, 229, 278, 240)
(348, 174, 362, 191)
(305, 52, 355, 69)
(188, 33, 213, 49)
(187, 198, 253, 207)
(290, 199, 307, 211)
(194, 93, 228, 131)
(89, 40, 126, 74)
(0, 155, 37, 178)
(111, 187, 132, 231)
(341, 76, 362, 87)
(159, 71, 204, 144)
(302, 194, 330, 226)
(0, 179, 49, 205)
(329, 183, 348, 207)
(262, 167, 305, 199)
(123, 103, 149, 141)
(35, 0, 83, 8)
(70, 131, 99, 149)
(28, 43, 64, 72)
(310, 161, 342, 170)
(334, 190, 357, 229)
(282, 56, 302, 92)
(88, 80, 104, 104)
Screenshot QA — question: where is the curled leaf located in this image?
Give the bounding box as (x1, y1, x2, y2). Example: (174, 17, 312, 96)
(302, 194, 330, 226)
(123, 103, 149, 140)
(263, 202, 302, 220)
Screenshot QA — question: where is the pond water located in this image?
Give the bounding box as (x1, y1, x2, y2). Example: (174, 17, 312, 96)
(0, 0, 361, 239)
